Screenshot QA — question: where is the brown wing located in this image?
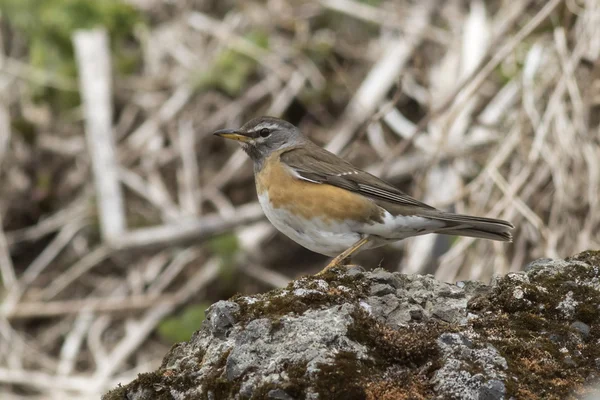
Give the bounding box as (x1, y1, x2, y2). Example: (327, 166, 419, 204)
(280, 144, 436, 210)
(280, 143, 514, 241)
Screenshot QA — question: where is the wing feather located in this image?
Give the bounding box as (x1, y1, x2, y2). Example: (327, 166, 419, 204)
(278, 143, 514, 242)
(280, 145, 435, 210)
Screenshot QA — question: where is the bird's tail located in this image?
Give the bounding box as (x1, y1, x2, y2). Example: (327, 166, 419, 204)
(422, 212, 514, 242)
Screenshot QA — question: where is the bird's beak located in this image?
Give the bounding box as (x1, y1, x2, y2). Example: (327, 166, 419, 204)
(213, 128, 252, 143)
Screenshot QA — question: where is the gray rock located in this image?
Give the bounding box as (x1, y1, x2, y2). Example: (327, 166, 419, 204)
(479, 379, 506, 400)
(345, 265, 366, 276)
(364, 294, 400, 321)
(409, 308, 424, 321)
(105, 252, 600, 400)
(387, 302, 422, 325)
(524, 258, 554, 271)
(369, 268, 402, 288)
(431, 298, 468, 324)
(571, 321, 591, 339)
(268, 389, 295, 400)
(369, 283, 395, 296)
(205, 301, 240, 339)
(433, 333, 507, 399)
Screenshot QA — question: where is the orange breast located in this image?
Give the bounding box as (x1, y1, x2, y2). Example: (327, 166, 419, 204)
(256, 153, 383, 224)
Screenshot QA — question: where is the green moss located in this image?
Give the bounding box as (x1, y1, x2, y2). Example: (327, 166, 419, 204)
(575, 301, 600, 325)
(332, 307, 446, 399)
(314, 351, 369, 399)
(226, 270, 441, 399)
(200, 348, 241, 400)
(102, 370, 198, 400)
(251, 361, 309, 399)
(106, 252, 600, 399)
(101, 383, 128, 400)
(160, 342, 196, 369)
(567, 250, 600, 267)
(348, 307, 448, 368)
(232, 268, 369, 324)
(468, 253, 600, 399)
(487, 260, 600, 322)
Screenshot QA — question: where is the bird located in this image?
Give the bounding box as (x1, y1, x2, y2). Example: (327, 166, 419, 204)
(214, 116, 514, 274)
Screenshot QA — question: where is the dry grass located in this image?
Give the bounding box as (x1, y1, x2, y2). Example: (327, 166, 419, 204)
(0, 0, 599, 397)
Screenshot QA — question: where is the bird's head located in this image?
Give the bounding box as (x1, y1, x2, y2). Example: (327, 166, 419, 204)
(213, 117, 306, 167)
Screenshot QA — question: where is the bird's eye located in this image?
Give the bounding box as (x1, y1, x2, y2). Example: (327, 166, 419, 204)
(259, 128, 271, 138)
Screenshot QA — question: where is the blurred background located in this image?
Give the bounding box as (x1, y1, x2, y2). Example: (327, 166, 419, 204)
(0, 0, 598, 397)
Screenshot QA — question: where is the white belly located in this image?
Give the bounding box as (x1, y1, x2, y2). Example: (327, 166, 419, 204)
(257, 192, 444, 257)
(258, 193, 363, 256)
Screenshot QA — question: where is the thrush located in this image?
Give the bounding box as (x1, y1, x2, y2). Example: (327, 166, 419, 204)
(214, 116, 513, 273)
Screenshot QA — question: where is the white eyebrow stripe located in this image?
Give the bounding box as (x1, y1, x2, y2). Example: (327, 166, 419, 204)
(250, 123, 280, 132)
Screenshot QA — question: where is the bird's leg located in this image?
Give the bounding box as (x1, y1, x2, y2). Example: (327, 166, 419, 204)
(316, 236, 369, 275)
(339, 257, 361, 269)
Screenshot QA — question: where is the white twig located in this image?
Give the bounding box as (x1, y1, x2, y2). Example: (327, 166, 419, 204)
(177, 119, 201, 215)
(40, 245, 112, 301)
(109, 202, 265, 250)
(91, 257, 221, 391)
(267, 71, 307, 117)
(147, 247, 203, 294)
(5, 195, 90, 245)
(0, 368, 97, 393)
(320, 0, 446, 43)
(3, 294, 178, 319)
(187, 12, 298, 84)
(326, 0, 435, 154)
(118, 167, 181, 222)
(0, 57, 78, 91)
(0, 103, 15, 288)
(57, 312, 94, 376)
(449, 0, 564, 124)
(73, 29, 126, 243)
(2, 220, 85, 313)
(240, 261, 290, 288)
(0, 213, 16, 289)
(0, 101, 10, 168)
(126, 84, 193, 151)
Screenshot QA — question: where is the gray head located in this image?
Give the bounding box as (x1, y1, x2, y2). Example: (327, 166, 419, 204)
(213, 116, 307, 170)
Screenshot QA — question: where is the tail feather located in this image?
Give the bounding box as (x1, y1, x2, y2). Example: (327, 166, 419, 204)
(420, 211, 514, 242)
(437, 227, 512, 242)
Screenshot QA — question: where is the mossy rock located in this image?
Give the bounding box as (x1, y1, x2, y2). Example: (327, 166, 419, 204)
(104, 251, 600, 400)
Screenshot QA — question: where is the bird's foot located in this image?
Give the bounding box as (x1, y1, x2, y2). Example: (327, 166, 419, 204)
(315, 256, 352, 276)
(315, 236, 370, 276)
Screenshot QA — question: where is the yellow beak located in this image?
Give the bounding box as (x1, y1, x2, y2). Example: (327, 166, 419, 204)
(213, 128, 252, 143)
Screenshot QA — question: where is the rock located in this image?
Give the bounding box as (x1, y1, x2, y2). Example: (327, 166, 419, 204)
(479, 379, 506, 400)
(267, 389, 295, 400)
(103, 251, 600, 400)
(205, 301, 240, 339)
(524, 257, 554, 271)
(369, 283, 395, 296)
(369, 268, 402, 288)
(432, 333, 507, 399)
(345, 265, 365, 276)
(571, 321, 591, 339)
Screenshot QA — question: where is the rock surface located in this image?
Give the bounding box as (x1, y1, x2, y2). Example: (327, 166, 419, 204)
(104, 251, 600, 399)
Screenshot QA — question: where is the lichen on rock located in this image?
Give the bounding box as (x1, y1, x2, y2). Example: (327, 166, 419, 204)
(104, 251, 600, 400)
